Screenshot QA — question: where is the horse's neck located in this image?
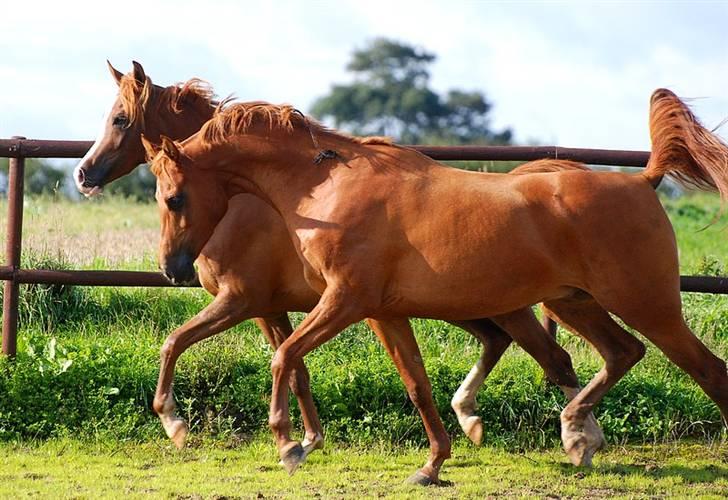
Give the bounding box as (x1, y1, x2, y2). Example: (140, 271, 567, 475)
(208, 131, 328, 215)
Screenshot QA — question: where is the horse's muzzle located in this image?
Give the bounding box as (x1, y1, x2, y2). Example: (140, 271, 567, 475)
(74, 164, 107, 197)
(162, 252, 197, 286)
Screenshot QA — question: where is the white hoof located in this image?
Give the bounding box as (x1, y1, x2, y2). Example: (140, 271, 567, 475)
(162, 417, 189, 449)
(561, 410, 601, 467)
(301, 433, 324, 457)
(462, 415, 483, 445)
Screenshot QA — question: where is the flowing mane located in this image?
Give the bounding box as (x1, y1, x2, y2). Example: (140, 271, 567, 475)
(118, 74, 217, 128)
(199, 101, 392, 148)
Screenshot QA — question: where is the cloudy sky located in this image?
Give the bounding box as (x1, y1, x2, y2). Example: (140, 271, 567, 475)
(2, 0, 727, 152)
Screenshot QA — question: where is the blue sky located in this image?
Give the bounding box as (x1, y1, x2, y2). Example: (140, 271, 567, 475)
(2, 0, 727, 151)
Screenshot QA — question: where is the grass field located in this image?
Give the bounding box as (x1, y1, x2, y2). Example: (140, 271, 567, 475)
(0, 192, 727, 496)
(1, 439, 727, 498)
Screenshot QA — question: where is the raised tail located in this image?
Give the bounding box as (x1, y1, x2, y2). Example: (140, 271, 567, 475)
(642, 88, 728, 198)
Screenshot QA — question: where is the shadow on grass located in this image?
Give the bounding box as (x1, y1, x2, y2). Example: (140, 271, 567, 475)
(550, 461, 728, 483)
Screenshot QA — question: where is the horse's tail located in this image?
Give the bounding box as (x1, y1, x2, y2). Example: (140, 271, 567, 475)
(510, 159, 590, 175)
(642, 88, 728, 199)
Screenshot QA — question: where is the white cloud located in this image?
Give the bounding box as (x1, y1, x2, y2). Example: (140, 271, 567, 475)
(1, 0, 726, 151)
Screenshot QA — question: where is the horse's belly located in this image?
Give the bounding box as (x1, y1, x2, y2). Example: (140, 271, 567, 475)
(382, 246, 572, 320)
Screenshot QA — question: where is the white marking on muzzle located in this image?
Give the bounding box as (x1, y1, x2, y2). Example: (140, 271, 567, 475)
(74, 105, 112, 196)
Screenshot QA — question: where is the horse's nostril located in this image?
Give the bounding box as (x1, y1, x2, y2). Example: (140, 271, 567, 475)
(76, 168, 86, 184)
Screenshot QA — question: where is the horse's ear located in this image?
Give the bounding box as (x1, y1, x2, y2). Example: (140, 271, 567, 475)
(132, 60, 146, 84)
(141, 134, 160, 164)
(160, 135, 181, 163)
(107, 60, 123, 86)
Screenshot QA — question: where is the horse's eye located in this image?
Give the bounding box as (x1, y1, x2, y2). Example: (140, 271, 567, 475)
(112, 115, 129, 128)
(166, 194, 185, 212)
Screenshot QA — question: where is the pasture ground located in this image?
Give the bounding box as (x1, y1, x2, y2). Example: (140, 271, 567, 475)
(2, 439, 727, 498)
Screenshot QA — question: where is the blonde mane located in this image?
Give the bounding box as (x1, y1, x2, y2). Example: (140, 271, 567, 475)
(118, 74, 153, 127)
(200, 101, 393, 148)
(118, 74, 217, 128)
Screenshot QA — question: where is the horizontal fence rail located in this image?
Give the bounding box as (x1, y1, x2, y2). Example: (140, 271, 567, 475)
(1, 137, 725, 357)
(0, 138, 652, 166)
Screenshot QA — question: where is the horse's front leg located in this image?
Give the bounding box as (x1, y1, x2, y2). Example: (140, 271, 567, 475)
(367, 317, 451, 486)
(153, 291, 251, 448)
(269, 287, 363, 474)
(254, 314, 324, 455)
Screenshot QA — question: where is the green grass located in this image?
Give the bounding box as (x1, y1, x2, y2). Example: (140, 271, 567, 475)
(1, 439, 726, 498)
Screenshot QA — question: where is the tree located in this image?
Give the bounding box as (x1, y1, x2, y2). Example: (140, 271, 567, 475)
(0, 158, 67, 196)
(311, 38, 512, 146)
(102, 165, 156, 201)
(0, 158, 156, 200)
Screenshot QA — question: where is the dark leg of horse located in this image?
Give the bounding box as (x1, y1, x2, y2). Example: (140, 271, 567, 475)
(268, 288, 363, 475)
(367, 318, 451, 486)
(490, 309, 605, 450)
(543, 297, 646, 466)
(153, 292, 253, 448)
(451, 313, 605, 448)
(254, 314, 324, 455)
(449, 319, 512, 445)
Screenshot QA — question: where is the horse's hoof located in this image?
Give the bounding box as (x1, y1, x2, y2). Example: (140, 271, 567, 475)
(406, 470, 439, 486)
(583, 413, 607, 450)
(279, 442, 306, 476)
(164, 419, 188, 450)
(563, 434, 595, 467)
(302, 434, 324, 457)
(568, 446, 594, 468)
(561, 411, 600, 467)
(463, 416, 483, 446)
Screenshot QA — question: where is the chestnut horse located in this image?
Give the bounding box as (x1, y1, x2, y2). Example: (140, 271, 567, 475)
(145, 89, 728, 484)
(75, 63, 601, 461)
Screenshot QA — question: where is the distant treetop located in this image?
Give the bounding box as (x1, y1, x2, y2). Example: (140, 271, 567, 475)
(311, 38, 512, 146)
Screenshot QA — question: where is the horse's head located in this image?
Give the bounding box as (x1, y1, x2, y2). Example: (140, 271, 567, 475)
(74, 62, 216, 197)
(144, 135, 228, 285)
(73, 61, 154, 196)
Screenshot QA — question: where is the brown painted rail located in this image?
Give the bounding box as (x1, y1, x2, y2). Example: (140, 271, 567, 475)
(0, 138, 723, 357)
(0, 138, 651, 166)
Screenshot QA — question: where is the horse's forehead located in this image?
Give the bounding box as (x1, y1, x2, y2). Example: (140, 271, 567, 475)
(157, 161, 186, 193)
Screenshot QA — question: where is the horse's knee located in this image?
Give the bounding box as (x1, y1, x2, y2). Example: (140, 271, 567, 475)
(160, 336, 178, 361)
(271, 346, 297, 380)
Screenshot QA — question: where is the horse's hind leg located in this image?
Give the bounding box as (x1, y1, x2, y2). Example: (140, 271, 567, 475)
(617, 310, 728, 423)
(449, 319, 512, 445)
(452, 313, 603, 447)
(255, 314, 324, 456)
(367, 318, 451, 486)
(543, 297, 646, 467)
(153, 291, 253, 448)
(490, 308, 605, 448)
